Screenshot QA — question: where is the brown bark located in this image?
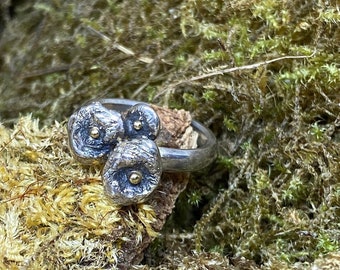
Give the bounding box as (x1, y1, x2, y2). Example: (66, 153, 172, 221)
(118, 105, 197, 268)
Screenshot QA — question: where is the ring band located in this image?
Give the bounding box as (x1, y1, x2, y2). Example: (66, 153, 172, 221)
(99, 98, 217, 172)
(68, 98, 216, 205)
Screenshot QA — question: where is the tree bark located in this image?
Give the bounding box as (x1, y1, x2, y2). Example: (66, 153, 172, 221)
(118, 105, 197, 268)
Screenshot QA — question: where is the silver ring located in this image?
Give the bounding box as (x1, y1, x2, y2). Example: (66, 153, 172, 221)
(67, 98, 216, 205)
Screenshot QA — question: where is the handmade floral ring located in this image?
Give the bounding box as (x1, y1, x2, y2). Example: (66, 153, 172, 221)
(68, 98, 217, 205)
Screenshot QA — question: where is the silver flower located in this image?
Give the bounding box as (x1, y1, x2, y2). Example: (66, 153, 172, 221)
(102, 138, 162, 205)
(123, 104, 160, 140)
(68, 102, 125, 164)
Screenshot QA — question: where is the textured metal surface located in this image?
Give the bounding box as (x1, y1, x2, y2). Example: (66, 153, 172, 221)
(67, 102, 124, 164)
(123, 103, 160, 140)
(102, 138, 162, 205)
(68, 98, 217, 205)
(99, 99, 217, 172)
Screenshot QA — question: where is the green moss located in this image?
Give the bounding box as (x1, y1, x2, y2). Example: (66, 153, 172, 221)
(223, 117, 238, 132)
(1, 0, 340, 268)
(0, 117, 139, 268)
(187, 190, 203, 207)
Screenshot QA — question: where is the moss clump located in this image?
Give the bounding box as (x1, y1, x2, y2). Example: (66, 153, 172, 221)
(167, 0, 340, 268)
(1, 0, 340, 268)
(0, 116, 158, 269)
(0, 0, 185, 125)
